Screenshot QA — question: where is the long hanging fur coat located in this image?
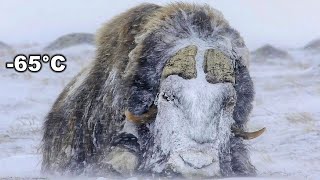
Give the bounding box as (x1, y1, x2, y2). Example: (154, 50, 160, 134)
(42, 2, 255, 177)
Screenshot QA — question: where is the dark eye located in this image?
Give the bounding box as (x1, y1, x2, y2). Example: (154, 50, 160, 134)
(223, 96, 236, 109)
(162, 92, 175, 102)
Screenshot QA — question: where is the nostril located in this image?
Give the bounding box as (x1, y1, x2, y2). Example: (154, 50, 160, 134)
(162, 92, 175, 102)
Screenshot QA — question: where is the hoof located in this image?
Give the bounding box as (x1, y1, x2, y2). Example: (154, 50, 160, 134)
(104, 147, 139, 176)
(111, 133, 140, 153)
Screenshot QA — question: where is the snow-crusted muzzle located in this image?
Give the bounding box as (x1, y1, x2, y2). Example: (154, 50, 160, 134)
(147, 77, 236, 177)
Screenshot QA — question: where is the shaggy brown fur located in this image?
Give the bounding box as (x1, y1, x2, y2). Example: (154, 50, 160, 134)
(42, 3, 161, 174)
(42, 2, 255, 177)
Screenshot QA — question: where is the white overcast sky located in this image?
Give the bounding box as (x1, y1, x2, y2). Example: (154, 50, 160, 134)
(1, 0, 320, 49)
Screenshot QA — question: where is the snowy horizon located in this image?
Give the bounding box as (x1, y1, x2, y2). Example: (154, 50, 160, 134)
(1, 0, 320, 49)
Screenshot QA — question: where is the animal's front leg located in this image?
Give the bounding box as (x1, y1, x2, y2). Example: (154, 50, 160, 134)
(103, 121, 140, 176)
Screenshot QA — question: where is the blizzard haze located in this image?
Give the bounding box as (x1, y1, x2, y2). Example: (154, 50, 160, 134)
(0, 0, 320, 179)
(1, 0, 320, 49)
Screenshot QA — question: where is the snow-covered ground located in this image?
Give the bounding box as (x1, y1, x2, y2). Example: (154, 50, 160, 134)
(0, 44, 94, 178)
(248, 51, 320, 179)
(0, 44, 319, 179)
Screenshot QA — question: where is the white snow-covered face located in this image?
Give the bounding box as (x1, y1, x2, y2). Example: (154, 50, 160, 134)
(147, 46, 237, 177)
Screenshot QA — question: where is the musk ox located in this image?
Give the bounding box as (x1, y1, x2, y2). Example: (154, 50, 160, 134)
(42, 2, 265, 178)
(251, 44, 291, 61)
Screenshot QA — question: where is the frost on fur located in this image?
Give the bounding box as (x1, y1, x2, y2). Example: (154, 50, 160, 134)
(42, 2, 256, 178)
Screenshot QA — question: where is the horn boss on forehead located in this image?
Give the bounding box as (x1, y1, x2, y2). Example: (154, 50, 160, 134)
(162, 45, 198, 79)
(204, 49, 235, 84)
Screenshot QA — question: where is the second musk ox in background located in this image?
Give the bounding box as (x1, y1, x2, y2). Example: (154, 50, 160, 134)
(42, 2, 265, 178)
(44, 33, 95, 51)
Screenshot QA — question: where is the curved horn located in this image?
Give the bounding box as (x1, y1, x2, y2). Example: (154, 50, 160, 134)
(232, 126, 266, 140)
(125, 105, 157, 124)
